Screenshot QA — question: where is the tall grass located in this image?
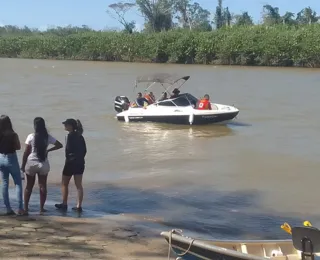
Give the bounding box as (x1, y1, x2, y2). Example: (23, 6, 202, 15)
(1, 24, 320, 67)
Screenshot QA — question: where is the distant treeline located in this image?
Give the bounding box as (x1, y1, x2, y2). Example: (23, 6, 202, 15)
(0, 24, 319, 67)
(1, 0, 320, 67)
(1, 1, 319, 34)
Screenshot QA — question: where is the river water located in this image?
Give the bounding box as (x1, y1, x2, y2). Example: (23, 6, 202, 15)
(1, 58, 320, 239)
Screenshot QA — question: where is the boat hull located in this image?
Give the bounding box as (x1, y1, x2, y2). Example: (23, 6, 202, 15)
(164, 236, 266, 260)
(161, 231, 299, 260)
(116, 111, 239, 125)
(169, 245, 257, 260)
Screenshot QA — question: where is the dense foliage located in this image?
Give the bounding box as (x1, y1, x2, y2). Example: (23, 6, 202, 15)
(0, 1, 320, 67)
(0, 24, 319, 67)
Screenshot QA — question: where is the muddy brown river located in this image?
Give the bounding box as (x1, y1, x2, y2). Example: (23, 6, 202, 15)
(1, 58, 320, 239)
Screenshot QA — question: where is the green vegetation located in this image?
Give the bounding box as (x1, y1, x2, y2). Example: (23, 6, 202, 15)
(1, 1, 320, 67)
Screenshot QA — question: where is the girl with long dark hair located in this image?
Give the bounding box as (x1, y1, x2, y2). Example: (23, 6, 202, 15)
(0, 115, 24, 215)
(21, 117, 63, 214)
(55, 118, 86, 212)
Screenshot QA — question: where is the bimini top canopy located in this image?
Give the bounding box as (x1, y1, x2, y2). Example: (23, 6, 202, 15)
(136, 73, 190, 85)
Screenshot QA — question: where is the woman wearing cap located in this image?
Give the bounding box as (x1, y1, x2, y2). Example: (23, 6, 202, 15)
(21, 117, 63, 215)
(0, 115, 24, 215)
(55, 118, 87, 212)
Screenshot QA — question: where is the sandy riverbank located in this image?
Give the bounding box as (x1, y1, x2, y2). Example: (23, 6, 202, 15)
(0, 213, 168, 259)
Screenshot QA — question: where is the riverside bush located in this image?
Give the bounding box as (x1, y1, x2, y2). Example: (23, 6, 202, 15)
(1, 24, 320, 67)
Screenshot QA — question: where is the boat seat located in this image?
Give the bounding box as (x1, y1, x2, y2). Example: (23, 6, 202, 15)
(292, 227, 320, 260)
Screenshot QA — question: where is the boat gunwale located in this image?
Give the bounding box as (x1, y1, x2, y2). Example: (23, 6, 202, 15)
(161, 231, 294, 260)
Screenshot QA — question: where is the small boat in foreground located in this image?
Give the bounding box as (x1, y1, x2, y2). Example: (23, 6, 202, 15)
(161, 226, 320, 260)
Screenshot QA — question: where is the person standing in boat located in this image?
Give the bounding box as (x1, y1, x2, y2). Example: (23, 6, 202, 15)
(197, 94, 212, 110)
(55, 119, 86, 212)
(0, 115, 24, 215)
(158, 92, 168, 101)
(170, 88, 180, 99)
(21, 117, 63, 215)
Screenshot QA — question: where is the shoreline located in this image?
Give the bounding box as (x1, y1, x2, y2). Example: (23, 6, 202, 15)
(0, 213, 168, 259)
(1, 57, 320, 72)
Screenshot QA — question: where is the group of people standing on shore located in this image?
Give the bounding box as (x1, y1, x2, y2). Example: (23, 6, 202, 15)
(0, 115, 87, 216)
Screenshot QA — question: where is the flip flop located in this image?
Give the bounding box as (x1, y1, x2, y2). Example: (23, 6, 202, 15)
(16, 210, 28, 216)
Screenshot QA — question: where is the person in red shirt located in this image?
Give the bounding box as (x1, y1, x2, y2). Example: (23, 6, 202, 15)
(197, 94, 212, 110)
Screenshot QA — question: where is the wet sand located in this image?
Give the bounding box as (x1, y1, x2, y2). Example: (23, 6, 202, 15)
(0, 214, 168, 259)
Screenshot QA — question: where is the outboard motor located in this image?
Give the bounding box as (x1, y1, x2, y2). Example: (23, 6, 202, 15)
(114, 96, 130, 113)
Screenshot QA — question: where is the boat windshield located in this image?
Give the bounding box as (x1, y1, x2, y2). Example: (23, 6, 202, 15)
(183, 93, 199, 105)
(157, 93, 199, 107)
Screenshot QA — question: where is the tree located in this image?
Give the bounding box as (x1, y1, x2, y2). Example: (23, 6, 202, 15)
(173, 0, 189, 28)
(174, 0, 211, 31)
(214, 0, 223, 29)
(296, 7, 318, 24)
(107, 2, 136, 33)
(136, 0, 174, 32)
(45, 25, 93, 36)
(233, 11, 253, 26)
(0, 25, 32, 36)
(214, 0, 232, 29)
(223, 7, 232, 26)
(281, 12, 295, 25)
(262, 4, 281, 25)
(189, 2, 211, 31)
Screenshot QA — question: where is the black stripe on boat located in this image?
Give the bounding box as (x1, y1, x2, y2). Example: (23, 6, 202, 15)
(117, 111, 239, 125)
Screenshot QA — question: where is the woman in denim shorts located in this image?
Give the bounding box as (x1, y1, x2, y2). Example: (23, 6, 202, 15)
(21, 117, 62, 214)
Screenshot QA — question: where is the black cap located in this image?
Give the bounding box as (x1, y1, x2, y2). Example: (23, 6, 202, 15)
(172, 88, 180, 94)
(62, 118, 77, 128)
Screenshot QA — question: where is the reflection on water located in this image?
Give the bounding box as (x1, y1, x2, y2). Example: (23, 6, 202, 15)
(187, 125, 235, 138)
(115, 122, 236, 178)
(119, 122, 235, 139)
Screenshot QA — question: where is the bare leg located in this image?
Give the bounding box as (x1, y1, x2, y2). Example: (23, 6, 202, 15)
(24, 174, 36, 213)
(55, 174, 72, 211)
(73, 174, 83, 208)
(38, 174, 48, 213)
(62, 175, 72, 205)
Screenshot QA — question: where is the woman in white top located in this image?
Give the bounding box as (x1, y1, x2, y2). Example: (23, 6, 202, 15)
(21, 117, 63, 214)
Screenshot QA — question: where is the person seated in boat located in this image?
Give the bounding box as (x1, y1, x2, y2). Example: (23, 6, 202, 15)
(144, 92, 155, 104)
(197, 94, 212, 110)
(170, 88, 180, 99)
(136, 92, 149, 107)
(158, 92, 168, 101)
(149, 92, 156, 102)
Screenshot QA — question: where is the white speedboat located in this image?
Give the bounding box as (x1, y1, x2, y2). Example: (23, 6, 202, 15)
(114, 73, 239, 125)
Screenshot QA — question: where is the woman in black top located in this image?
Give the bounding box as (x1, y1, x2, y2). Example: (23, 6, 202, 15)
(55, 118, 86, 212)
(0, 115, 24, 215)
